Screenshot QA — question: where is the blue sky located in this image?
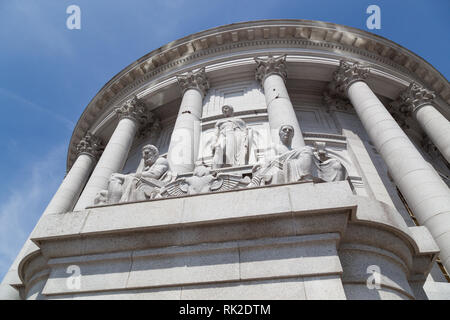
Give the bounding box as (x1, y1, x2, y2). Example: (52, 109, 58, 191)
(0, 0, 449, 280)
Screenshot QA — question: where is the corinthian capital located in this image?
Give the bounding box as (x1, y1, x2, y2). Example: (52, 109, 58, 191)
(323, 91, 354, 113)
(176, 67, 209, 96)
(76, 132, 103, 160)
(332, 60, 369, 95)
(255, 55, 288, 84)
(115, 95, 153, 127)
(398, 82, 436, 113)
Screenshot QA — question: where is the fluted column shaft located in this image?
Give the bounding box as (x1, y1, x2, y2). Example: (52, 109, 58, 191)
(255, 55, 305, 149)
(0, 133, 102, 300)
(335, 61, 450, 273)
(74, 119, 136, 210)
(415, 104, 450, 162)
(45, 154, 95, 214)
(74, 97, 150, 210)
(167, 68, 209, 174)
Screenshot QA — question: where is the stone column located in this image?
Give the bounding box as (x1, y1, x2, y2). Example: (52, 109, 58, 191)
(0, 133, 102, 300)
(74, 96, 151, 210)
(255, 55, 305, 149)
(167, 68, 209, 174)
(46, 133, 103, 214)
(395, 82, 450, 163)
(333, 60, 450, 273)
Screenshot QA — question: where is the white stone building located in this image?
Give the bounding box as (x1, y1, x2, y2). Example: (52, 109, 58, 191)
(1, 19, 450, 300)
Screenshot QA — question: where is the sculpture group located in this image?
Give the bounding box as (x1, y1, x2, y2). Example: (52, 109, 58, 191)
(94, 107, 347, 206)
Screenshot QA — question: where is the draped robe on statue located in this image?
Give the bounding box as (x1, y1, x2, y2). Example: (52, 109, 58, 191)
(251, 142, 346, 187)
(212, 117, 249, 168)
(119, 157, 169, 202)
(258, 146, 317, 185)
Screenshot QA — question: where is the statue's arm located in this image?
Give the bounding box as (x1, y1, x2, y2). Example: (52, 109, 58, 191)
(211, 124, 221, 152)
(141, 158, 169, 180)
(110, 172, 126, 182)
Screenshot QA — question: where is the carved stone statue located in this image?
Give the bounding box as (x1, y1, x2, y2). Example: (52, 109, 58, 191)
(249, 125, 346, 187)
(249, 125, 314, 186)
(211, 105, 252, 169)
(313, 142, 347, 182)
(159, 165, 250, 197)
(94, 144, 169, 205)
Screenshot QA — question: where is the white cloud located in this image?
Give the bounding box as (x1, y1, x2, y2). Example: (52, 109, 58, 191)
(0, 144, 66, 280)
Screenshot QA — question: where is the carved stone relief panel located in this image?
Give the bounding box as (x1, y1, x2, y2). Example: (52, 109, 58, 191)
(101, 84, 355, 207)
(95, 133, 353, 207)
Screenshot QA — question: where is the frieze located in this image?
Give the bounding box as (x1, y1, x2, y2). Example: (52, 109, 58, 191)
(93, 124, 347, 206)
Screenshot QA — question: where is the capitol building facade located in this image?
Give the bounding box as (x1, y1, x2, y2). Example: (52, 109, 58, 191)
(1, 19, 450, 300)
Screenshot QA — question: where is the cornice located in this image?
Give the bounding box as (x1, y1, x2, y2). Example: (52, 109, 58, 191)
(67, 19, 450, 171)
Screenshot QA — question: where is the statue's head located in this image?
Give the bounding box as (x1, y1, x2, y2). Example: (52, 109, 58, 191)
(221, 105, 234, 117)
(142, 144, 159, 165)
(279, 125, 294, 145)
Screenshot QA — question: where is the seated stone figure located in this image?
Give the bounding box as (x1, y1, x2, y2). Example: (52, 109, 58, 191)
(249, 125, 314, 186)
(249, 125, 346, 187)
(94, 144, 169, 205)
(313, 141, 347, 182)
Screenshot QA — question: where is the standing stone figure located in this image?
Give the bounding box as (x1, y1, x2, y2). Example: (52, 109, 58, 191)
(94, 144, 169, 205)
(211, 105, 252, 169)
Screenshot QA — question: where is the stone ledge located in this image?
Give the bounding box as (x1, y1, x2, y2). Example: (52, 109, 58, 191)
(352, 196, 439, 259)
(423, 281, 450, 300)
(31, 181, 356, 242)
(47, 275, 346, 300)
